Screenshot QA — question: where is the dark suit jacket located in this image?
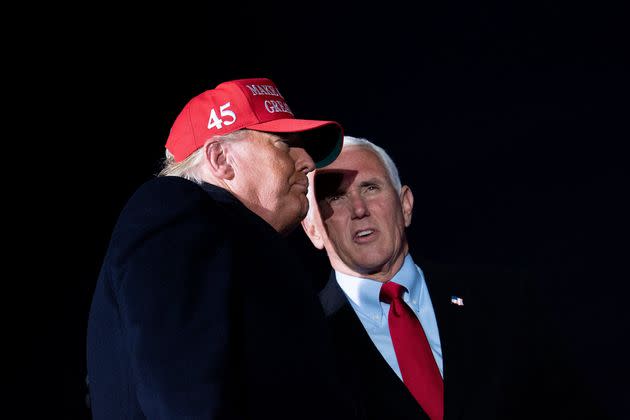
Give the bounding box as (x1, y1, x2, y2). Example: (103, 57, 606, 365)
(319, 259, 544, 420)
(87, 177, 353, 419)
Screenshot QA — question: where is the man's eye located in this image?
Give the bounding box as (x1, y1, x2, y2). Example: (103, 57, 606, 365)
(327, 195, 343, 203)
(365, 185, 379, 192)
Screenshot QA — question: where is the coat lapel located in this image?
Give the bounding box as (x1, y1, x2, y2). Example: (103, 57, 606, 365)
(320, 272, 429, 419)
(420, 262, 472, 420)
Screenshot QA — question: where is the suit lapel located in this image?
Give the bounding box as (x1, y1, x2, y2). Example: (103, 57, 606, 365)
(320, 272, 429, 419)
(422, 262, 473, 420)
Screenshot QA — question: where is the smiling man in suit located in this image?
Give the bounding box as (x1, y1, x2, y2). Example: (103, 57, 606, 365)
(301, 136, 543, 420)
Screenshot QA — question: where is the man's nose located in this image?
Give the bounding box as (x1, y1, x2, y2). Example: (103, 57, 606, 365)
(291, 147, 316, 173)
(350, 193, 370, 219)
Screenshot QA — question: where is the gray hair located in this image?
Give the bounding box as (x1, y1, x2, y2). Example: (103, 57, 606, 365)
(342, 136, 402, 192)
(158, 129, 252, 184)
(305, 135, 402, 223)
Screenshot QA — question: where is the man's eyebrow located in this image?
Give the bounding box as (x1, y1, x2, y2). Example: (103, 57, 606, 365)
(322, 186, 345, 196)
(318, 178, 383, 198)
(359, 177, 383, 187)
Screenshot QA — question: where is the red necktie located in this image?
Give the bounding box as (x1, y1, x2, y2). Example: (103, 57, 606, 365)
(380, 281, 444, 420)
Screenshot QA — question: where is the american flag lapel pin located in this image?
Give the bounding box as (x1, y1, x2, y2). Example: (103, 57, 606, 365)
(450, 296, 464, 306)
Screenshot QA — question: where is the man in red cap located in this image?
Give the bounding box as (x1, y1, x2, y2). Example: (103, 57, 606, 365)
(87, 78, 353, 419)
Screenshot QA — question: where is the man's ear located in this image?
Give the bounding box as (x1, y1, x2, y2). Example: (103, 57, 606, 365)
(400, 185, 414, 227)
(301, 216, 325, 250)
(205, 141, 234, 180)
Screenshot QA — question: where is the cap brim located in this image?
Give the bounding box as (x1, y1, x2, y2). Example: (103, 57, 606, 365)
(248, 119, 343, 168)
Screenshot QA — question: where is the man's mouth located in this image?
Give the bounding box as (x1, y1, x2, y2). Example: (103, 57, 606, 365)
(354, 229, 376, 242)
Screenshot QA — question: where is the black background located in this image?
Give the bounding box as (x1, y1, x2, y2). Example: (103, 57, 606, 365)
(22, 1, 628, 418)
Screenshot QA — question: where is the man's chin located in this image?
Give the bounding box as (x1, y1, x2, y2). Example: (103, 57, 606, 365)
(350, 260, 387, 276)
(277, 207, 308, 236)
(297, 201, 309, 222)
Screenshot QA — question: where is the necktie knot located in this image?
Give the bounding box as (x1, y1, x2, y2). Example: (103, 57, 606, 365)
(379, 281, 407, 316)
(379, 281, 406, 304)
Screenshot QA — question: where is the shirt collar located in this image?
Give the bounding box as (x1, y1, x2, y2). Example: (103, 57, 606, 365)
(336, 254, 425, 325)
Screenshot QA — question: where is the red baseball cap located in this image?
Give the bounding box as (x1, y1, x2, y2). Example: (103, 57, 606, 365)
(165, 77, 343, 168)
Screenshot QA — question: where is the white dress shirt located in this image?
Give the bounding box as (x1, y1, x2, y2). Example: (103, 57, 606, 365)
(335, 254, 443, 379)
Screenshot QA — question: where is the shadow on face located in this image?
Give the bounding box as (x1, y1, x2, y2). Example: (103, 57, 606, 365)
(314, 170, 358, 220)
